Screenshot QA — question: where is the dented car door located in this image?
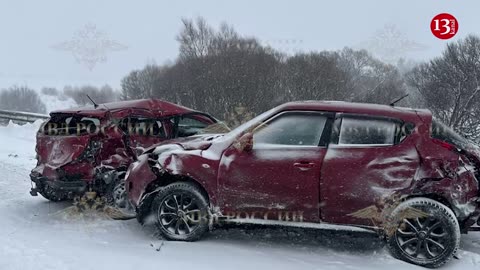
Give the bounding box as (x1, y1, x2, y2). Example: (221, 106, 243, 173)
(320, 115, 420, 225)
(218, 111, 333, 222)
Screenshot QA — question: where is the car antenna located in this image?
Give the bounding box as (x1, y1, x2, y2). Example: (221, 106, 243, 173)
(86, 95, 99, 108)
(389, 94, 409, 107)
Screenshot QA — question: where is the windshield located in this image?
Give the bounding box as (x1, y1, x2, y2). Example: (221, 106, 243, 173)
(224, 107, 278, 139)
(175, 113, 230, 136)
(431, 118, 470, 149)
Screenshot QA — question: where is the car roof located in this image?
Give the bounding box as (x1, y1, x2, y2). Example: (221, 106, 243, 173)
(50, 99, 197, 118)
(277, 100, 431, 120)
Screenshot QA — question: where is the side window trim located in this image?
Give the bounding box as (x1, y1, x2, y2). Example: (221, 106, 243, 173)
(253, 110, 334, 148)
(319, 116, 334, 147)
(155, 118, 168, 138)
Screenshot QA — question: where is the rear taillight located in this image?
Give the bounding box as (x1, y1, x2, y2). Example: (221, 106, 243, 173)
(432, 138, 457, 152)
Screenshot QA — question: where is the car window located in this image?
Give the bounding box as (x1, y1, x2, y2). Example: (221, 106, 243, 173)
(179, 116, 208, 128)
(76, 117, 100, 135)
(339, 117, 396, 146)
(177, 116, 209, 137)
(431, 118, 469, 149)
(253, 113, 327, 146)
(124, 117, 165, 138)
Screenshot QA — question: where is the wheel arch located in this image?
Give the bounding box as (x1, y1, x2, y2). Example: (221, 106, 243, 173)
(406, 193, 453, 212)
(404, 193, 475, 232)
(136, 173, 211, 224)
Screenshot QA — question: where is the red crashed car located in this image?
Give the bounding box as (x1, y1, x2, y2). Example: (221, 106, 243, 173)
(125, 101, 480, 268)
(30, 99, 223, 201)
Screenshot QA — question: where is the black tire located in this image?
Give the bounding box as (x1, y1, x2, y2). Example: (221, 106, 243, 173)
(387, 198, 460, 268)
(112, 180, 127, 208)
(38, 184, 68, 202)
(104, 171, 127, 207)
(151, 182, 209, 241)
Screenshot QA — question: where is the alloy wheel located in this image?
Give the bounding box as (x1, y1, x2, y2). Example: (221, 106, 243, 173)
(157, 193, 202, 236)
(396, 217, 448, 260)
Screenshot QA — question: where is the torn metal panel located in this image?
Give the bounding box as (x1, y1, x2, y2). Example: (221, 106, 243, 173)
(30, 99, 218, 200)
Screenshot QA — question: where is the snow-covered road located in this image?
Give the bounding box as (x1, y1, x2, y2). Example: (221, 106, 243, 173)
(1, 122, 480, 270)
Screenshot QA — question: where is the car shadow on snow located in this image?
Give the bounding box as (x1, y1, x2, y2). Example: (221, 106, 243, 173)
(460, 233, 480, 256)
(203, 223, 384, 254)
(27, 199, 480, 261)
(16, 199, 73, 219)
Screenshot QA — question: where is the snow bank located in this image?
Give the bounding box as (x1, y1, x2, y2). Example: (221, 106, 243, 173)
(39, 93, 78, 113)
(0, 120, 41, 167)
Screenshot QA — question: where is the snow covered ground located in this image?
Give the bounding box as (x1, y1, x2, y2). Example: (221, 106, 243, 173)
(1, 122, 480, 270)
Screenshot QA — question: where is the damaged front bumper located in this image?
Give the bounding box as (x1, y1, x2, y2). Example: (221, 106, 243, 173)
(30, 171, 87, 196)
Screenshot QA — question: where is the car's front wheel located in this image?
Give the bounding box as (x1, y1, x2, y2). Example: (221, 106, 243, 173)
(387, 198, 460, 268)
(151, 182, 210, 241)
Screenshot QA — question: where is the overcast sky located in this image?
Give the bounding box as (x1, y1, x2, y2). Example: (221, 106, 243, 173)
(0, 0, 478, 91)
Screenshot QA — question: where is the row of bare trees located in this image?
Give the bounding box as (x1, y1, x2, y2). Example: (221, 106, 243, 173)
(62, 85, 119, 105)
(122, 17, 480, 140)
(0, 86, 46, 113)
(2, 17, 478, 140)
(122, 17, 406, 127)
(0, 84, 119, 115)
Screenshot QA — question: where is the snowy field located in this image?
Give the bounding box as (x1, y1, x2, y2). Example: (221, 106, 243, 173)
(1, 121, 480, 270)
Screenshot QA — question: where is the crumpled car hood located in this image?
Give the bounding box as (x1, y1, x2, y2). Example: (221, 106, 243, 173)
(145, 134, 223, 154)
(176, 134, 223, 150)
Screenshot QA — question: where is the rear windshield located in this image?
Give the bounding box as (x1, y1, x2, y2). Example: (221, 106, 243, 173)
(42, 114, 100, 136)
(431, 118, 469, 149)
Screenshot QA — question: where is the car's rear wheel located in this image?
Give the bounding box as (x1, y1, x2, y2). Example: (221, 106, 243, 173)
(387, 198, 460, 268)
(151, 182, 209, 241)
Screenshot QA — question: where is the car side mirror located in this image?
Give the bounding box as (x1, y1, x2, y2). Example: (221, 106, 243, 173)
(234, 132, 253, 152)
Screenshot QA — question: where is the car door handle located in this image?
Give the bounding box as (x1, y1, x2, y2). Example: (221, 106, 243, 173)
(293, 162, 315, 171)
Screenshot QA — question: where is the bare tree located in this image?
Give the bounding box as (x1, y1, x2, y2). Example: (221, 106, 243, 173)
(338, 48, 406, 104)
(41, 87, 59, 96)
(0, 86, 46, 113)
(64, 84, 119, 105)
(281, 52, 350, 102)
(408, 35, 480, 140)
(177, 17, 214, 59)
(121, 65, 165, 100)
(118, 17, 410, 128)
(154, 18, 281, 122)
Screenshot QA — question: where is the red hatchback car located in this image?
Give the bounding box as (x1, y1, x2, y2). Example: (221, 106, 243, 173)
(124, 101, 480, 268)
(30, 99, 220, 202)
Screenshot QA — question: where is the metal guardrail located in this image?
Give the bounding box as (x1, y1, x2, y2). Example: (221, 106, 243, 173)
(0, 109, 49, 125)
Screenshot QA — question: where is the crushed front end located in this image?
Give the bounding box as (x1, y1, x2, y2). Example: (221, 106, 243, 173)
(29, 113, 129, 201)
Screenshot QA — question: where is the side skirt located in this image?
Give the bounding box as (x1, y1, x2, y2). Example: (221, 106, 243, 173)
(222, 218, 378, 234)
